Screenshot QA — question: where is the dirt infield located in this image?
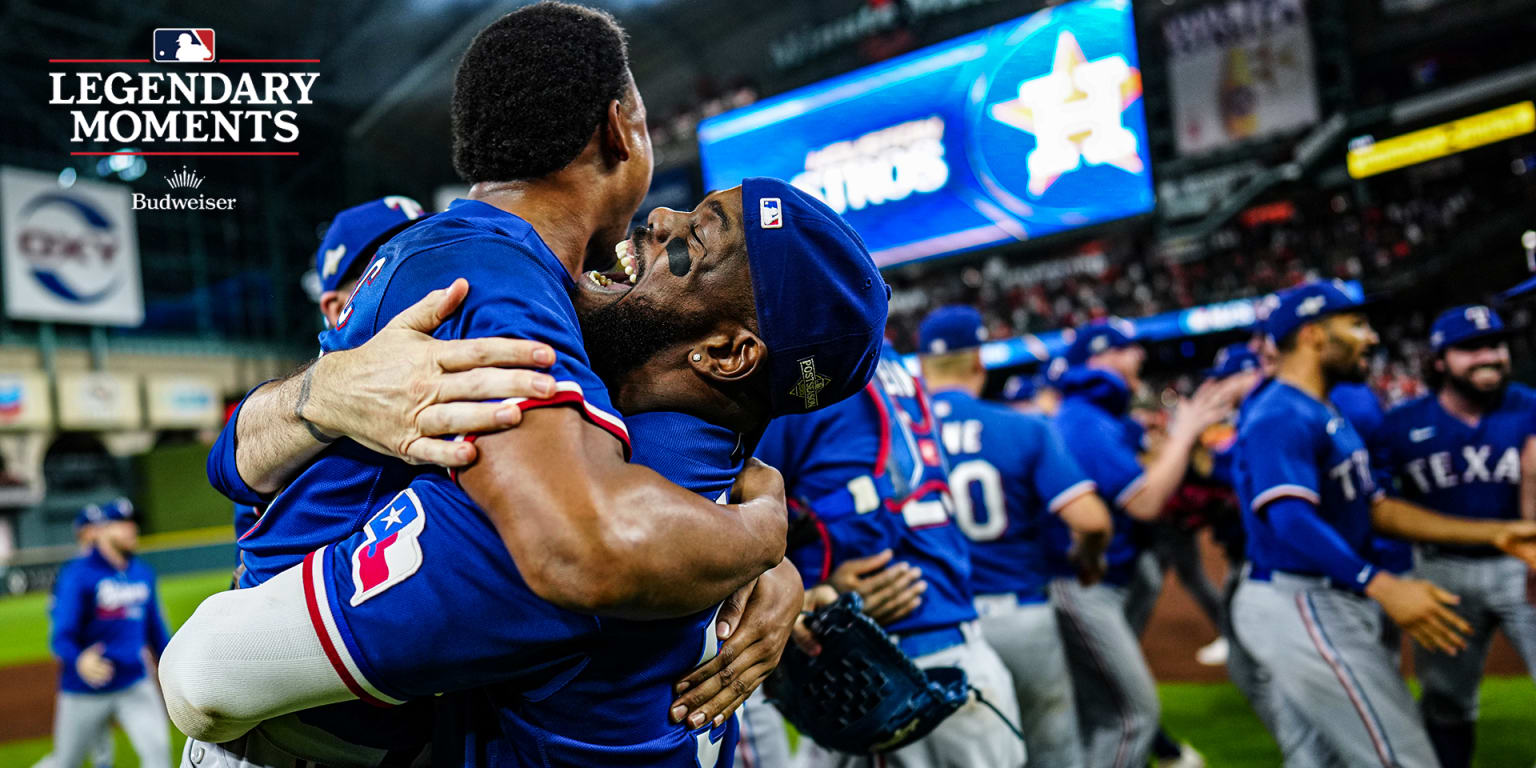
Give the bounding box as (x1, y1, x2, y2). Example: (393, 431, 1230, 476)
(1, 660, 57, 742)
(1, 533, 1526, 743)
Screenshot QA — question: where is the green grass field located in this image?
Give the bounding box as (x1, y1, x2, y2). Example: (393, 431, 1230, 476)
(2, 570, 1532, 767)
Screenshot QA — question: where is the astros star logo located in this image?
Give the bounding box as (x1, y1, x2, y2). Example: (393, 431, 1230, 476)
(988, 30, 1143, 196)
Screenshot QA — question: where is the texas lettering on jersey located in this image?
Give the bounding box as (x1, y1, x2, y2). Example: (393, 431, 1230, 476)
(1400, 444, 1519, 493)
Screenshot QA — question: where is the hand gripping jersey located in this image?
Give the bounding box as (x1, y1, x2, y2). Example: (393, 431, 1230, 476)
(235, 199, 629, 589)
(50, 549, 170, 694)
(306, 411, 741, 767)
(1051, 367, 1147, 584)
(930, 389, 1096, 601)
(755, 344, 978, 637)
(1373, 384, 1536, 552)
(1237, 381, 1381, 579)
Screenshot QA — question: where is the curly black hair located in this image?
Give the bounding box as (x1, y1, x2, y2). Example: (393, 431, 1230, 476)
(451, 2, 631, 183)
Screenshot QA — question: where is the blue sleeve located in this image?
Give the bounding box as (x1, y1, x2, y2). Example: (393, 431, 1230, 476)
(1063, 414, 1143, 507)
(1241, 412, 1322, 510)
(354, 240, 628, 452)
(206, 383, 275, 507)
(49, 565, 88, 664)
(1027, 418, 1095, 511)
(1266, 497, 1378, 592)
(144, 575, 172, 659)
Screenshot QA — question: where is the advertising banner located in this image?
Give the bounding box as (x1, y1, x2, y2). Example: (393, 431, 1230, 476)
(2, 167, 144, 326)
(1162, 0, 1319, 156)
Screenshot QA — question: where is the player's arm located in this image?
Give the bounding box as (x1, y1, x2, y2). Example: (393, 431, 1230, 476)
(1371, 495, 1536, 563)
(1122, 379, 1234, 521)
(1059, 492, 1113, 584)
(161, 567, 356, 743)
(1521, 434, 1536, 522)
(210, 279, 558, 498)
(1034, 419, 1111, 581)
(47, 567, 87, 666)
(460, 407, 787, 618)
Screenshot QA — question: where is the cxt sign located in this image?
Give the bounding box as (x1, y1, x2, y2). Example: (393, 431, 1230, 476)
(2, 167, 143, 326)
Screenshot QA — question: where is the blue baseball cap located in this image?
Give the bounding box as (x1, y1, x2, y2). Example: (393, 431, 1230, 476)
(1430, 305, 1511, 353)
(1001, 374, 1039, 402)
(74, 497, 133, 529)
(918, 305, 987, 355)
(1206, 343, 1260, 380)
(1065, 318, 1137, 365)
(1263, 280, 1364, 342)
(316, 196, 428, 294)
(742, 178, 890, 416)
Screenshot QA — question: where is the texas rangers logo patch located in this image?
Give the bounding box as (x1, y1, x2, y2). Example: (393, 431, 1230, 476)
(350, 489, 426, 606)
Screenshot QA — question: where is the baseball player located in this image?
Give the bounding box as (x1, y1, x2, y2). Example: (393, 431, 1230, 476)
(916, 305, 1113, 768)
(1372, 304, 1536, 768)
(1229, 281, 1536, 768)
(1048, 319, 1232, 768)
(755, 342, 1026, 768)
(166, 178, 889, 766)
(47, 499, 171, 768)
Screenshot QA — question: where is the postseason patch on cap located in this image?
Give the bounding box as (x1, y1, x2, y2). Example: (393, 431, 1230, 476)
(760, 197, 783, 229)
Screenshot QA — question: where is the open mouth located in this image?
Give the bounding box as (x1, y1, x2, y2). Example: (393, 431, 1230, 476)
(585, 239, 640, 291)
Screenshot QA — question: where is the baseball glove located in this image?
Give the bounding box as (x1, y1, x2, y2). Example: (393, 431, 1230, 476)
(764, 592, 969, 754)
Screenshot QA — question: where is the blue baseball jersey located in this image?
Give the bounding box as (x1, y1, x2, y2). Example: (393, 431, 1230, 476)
(236, 199, 629, 588)
(50, 549, 170, 694)
(1237, 381, 1380, 577)
(755, 345, 977, 636)
(930, 389, 1095, 600)
(301, 410, 740, 767)
(1051, 367, 1146, 584)
(1374, 384, 1536, 531)
(1330, 383, 1414, 573)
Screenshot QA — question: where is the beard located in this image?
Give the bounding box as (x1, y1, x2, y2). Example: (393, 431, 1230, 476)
(1445, 364, 1509, 410)
(577, 294, 718, 391)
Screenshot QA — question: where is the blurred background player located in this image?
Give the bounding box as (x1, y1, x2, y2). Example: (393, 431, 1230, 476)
(757, 342, 1026, 768)
(45, 499, 171, 768)
(230, 195, 429, 545)
(1049, 319, 1232, 768)
(1230, 281, 1536, 767)
(1372, 304, 1536, 768)
(918, 304, 1112, 768)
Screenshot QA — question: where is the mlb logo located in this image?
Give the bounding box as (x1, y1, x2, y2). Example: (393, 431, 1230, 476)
(153, 29, 215, 63)
(759, 197, 782, 229)
(349, 489, 427, 606)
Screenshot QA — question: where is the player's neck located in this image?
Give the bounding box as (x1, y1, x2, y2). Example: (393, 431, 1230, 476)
(94, 542, 127, 571)
(922, 374, 982, 398)
(1437, 386, 1487, 424)
(1276, 355, 1328, 402)
(469, 178, 617, 281)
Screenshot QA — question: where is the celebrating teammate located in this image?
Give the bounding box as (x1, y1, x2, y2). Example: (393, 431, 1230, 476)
(45, 499, 171, 768)
(756, 341, 1025, 767)
(1371, 304, 1536, 768)
(917, 305, 1112, 768)
(1048, 319, 1232, 768)
(1230, 281, 1536, 768)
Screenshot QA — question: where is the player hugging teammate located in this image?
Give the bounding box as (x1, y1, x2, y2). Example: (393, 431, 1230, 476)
(154, 3, 1536, 767)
